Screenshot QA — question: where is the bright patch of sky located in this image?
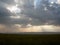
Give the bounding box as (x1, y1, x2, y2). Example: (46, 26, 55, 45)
(34, 0, 41, 8)
(7, 5, 21, 14)
(49, 0, 57, 3)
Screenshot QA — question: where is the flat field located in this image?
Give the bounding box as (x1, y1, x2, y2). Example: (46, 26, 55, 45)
(0, 33, 60, 45)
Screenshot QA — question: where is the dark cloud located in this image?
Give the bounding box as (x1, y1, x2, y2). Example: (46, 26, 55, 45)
(0, 0, 60, 32)
(0, 0, 60, 26)
(0, 6, 12, 24)
(0, 0, 15, 5)
(21, 0, 60, 26)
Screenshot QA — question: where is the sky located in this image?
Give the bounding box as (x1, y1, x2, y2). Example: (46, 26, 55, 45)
(0, 0, 60, 33)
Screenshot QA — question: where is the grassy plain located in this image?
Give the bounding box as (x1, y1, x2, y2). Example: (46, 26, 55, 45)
(0, 33, 60, 45)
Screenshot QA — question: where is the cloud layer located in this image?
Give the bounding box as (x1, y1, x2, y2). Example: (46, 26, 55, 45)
(0, 0, 60, 32)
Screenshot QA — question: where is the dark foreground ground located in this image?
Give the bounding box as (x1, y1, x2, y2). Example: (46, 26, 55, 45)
(0, 33, 60, 45)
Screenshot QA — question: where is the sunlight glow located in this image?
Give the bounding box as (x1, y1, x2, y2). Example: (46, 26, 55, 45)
(27, 24, 32, 27)
(7, 5, 21, 13)
(51, 2, 54, 4)
(14, 24, 21, 27)
(40, 25, 57, 32)
(57, 0, 60, 4)
(10, 16, 21, 19)
(0, 24, 60, 32)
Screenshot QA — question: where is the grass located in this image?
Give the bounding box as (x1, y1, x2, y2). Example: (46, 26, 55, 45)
(0, 33, 60, 45)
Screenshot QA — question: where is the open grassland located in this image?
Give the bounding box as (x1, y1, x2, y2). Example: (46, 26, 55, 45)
(0, 34, 60, 45)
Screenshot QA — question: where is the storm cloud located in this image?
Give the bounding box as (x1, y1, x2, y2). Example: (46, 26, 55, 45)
(0, 0, 60, 32)
(21, 0, 60, 26)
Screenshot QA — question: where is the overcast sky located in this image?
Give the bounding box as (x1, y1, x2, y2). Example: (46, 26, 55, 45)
(0, 0, 60, 33)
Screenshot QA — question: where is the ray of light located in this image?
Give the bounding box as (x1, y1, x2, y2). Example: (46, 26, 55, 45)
(7, 5, 21, 13)
(34, 0, 37, 9)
